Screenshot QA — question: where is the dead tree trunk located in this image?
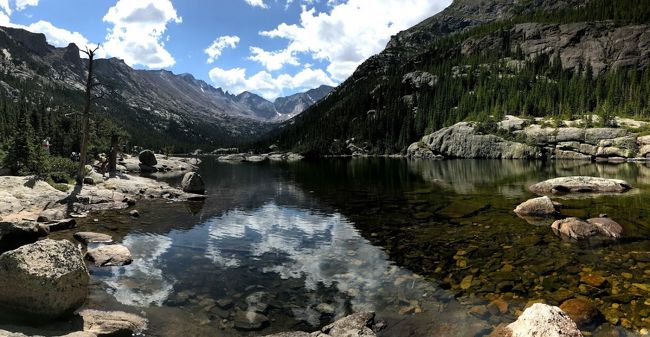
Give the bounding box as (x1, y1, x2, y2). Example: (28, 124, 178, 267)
(76, 46, 99, 185)
(108, 133, 118, 176)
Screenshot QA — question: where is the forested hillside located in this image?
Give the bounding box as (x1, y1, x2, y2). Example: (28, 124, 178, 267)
(265, 0, 650, 156)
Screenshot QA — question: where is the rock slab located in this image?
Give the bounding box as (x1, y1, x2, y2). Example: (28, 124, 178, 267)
(0, 239, 89, 320)
(79, 309, 147, 336)
(74, 232, 113, 245)
(85, 245, 133, 267)
(529, 176, 631, 195)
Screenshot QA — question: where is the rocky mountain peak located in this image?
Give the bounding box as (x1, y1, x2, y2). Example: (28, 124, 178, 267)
(0, 27, 51, 56)
(387, 0, 588, 51)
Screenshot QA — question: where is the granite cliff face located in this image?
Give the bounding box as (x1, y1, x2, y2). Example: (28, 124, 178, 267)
(461, 22, 650, 74)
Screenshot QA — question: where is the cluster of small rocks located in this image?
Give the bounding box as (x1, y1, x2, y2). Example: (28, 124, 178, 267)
(514, 176, 629, 240)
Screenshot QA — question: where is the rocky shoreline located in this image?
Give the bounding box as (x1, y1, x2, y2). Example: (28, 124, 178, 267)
(408, 115, 650, 161)
(0, 153, 207, 336)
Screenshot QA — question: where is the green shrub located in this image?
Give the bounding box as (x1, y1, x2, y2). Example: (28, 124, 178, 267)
(47, 156, 77, 183)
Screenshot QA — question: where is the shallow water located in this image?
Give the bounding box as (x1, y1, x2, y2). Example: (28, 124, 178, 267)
(4, 158, 650, 336)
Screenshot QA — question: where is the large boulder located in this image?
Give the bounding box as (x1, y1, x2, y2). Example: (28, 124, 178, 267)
(85, 245, 133, 267)
(514, 196, 559, 216)
(79, 309, 147, 336)
(181, 172, 205, 195)
(138, 150, 157, 167)
(489, 303, 582, 337)
(529, 176, 631, 195)
(0, 239, 89, 320)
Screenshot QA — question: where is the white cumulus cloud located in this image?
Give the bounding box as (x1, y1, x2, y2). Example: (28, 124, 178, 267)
(255, 0, 451, 81)
(208, 66, 335, 100)
(103, 0, 182, 69)
(205, 35, 240, 64)
(248, 46, 299, 71)
(244, 0, 268, 8)
(14, 0, 38, 11)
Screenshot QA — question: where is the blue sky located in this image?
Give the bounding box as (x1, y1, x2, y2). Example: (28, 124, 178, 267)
(0, 0, 451, 100)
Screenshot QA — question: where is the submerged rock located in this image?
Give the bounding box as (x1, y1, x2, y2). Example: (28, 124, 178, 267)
(74, 232, 113, 245)
(85, 244, 133, 267)
(586, 217, 623, 238)
(559, 298, 599, 328)
(0, 239, 89, 320)
(489, 303, 582, 337)
(551, 218, 599, 240)
(79, 309, 147, 336)
(529, 176, 631, 195)
(551, 217, 623, 240)
(181, 172, 205, 195)
(514, 196, 559, 216)
(233, 310, 269, 331)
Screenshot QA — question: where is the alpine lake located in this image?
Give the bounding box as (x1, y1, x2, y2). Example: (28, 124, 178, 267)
(5, 157, 650, 337)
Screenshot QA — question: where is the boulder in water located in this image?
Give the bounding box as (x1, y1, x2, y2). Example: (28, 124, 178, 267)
(529, 176, 631, 195)
(85, 244, 133, 267)
(514, 196, 559, 216)
(181, 172, 205, 195)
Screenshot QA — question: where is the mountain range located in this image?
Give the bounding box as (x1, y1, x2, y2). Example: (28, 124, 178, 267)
(0, 26, 332, 150)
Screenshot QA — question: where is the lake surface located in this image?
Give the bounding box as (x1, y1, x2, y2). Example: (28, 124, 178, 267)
(7, 158, 650, 336)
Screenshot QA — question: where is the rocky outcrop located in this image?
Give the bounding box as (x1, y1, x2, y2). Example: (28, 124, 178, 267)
(85, 244, 133, 267)
(409, 122, 542, 159)
(181, 172, 205, 195)
(408, 116, 650, 161)
(0, 239, 89, 320)
(529, 176, 631, 195)
(489, 303, 582, 337)
(79, 309, 147, 336)
(264, 312, 378, 337)
(513, 196, 559, 216)
(402, 71, 438, 89)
